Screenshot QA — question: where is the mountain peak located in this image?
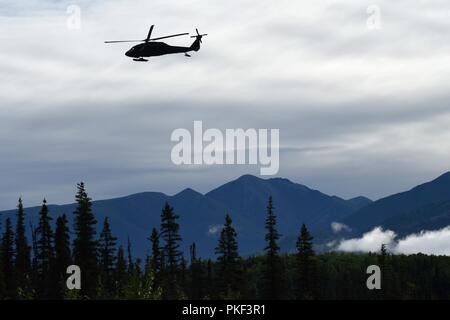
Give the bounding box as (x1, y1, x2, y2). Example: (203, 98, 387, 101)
(173, 188, 203, 199)
(235, 174, 263, 182)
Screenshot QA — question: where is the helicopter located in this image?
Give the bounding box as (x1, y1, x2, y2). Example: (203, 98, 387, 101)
(105, 25, 207, 61)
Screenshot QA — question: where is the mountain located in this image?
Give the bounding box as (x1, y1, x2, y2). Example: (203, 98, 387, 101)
(0, 175, 365, 258)
(5, 172, 450, 259)
(345, 196, 373, 211)
(0, 189, 229, 260)
(381, 200, 450, 236)
(206, 174, 363, 236)
(344, 172, 450, 233)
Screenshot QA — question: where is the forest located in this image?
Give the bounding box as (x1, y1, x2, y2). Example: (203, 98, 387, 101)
(0, 182, 450, 300)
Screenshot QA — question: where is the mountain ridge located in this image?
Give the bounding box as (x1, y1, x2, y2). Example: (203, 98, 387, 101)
(0, 174, 367, 258)
(2, 172, 450, 258)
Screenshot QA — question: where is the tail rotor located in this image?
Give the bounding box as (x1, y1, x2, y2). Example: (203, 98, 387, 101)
(190, 28, 208, 43)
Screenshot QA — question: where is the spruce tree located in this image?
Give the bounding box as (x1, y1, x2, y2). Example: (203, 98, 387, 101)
(35, 199, 55, 299)
(30, 222, 39, 294)
(296, 223, 317, 299)
(263, 196, 282, 299)
(72, 182, 98, 298)
(114, 245, 127, 298)
(189, 242, 204, 299)
(149, 228, 162, 290)
(127, 237, 134, 275)
(143, 255, 161, 299)
(123, 241, 146, 299)
(98, 217, 117, 296)
(378, 243, 393, 299)
(0, 219, 5, 298)
(160, 202, 183, 299)
(206, 258, 215, 299)
(1, 218, 16, 299)
(15, 197, 32, 297)
(0, 257, 5, 299)
(54, 214, 71, 298)
(215, 214, 241, 298)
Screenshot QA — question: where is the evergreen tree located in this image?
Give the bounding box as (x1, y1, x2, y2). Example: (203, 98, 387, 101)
(114, 245, 128, 298)
(0, 217, 4, 298)
(149, 228, 162, 290)
(215, 214, 241, 298)
(378, 243, 393, 299)
(143, 256, 161, 299)
(30, 222, 39, 294)
(189, 242, 204, 299)
(262, 196, 282, 299)
(1, 218, 16, 299)
(296, 224, 317, 299)
(72, 182, 98, 298)
(98, 217, 117, 296)
(205, 258, 216, 299)
(0, 257, 5, 299)
(15, 197, 32, 297)
(54, 214, 72, 299)
(160, 202, 183, 299)
(35, 199, 55, 299)
(127, 237, 134, 275)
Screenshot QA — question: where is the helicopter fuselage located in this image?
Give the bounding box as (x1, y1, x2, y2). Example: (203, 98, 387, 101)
(125, 38, 201, 59)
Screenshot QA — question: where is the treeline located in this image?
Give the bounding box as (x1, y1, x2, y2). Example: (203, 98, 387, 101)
(1, 184, 450, 300)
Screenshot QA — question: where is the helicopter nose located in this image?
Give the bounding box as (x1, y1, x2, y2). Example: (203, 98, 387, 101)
(125, 49, 133, 57)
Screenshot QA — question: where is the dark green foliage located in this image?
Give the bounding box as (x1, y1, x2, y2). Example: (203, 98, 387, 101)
(296, 224, 318, 299)
(1, 218, 16, 299)
(15, 197, 32, 297)
(72, 182, 98, 298)
(114, 245, 127, 298)
(54, 214, 71, 299)
(215, 214, 241, 298)
(149, 228, 162, 290)
(160, 202, 183, 299)
(35, 199, 56, 299)
(98, 217, 117, 297)
(189, 242, 205, 299)
(262, 196, 283, 299)
(205, 258, 216, 299)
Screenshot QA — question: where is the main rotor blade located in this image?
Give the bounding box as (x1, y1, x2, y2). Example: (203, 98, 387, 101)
(150, 33, 189, 41)
(146, 25, 154, 42)
(104, 40, 144, 43)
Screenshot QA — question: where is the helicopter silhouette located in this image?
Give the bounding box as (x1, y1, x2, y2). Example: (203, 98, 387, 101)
(105, 25, 207, 62)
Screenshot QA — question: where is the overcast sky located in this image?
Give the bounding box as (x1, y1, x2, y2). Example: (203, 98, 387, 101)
(1, 0, 450, 209)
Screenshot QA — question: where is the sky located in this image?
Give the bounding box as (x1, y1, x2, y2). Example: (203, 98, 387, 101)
(1, 0, 450, 209)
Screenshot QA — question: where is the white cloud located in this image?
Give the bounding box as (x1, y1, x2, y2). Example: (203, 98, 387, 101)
(336, 227, 396, 252)
(396, 227, 450, 256)
(335, 226, 450, 256)
(331, 222, 352, 233)
(207, 224, 222, 235)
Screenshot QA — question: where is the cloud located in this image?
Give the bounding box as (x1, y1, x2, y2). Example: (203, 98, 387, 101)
(331, 222, 352, 233)
(207, 224, 222, 236)
(335, 226, 450, 256)
(2, 0, 450, 208)
(336, 227, 396, 252)
(396, 227, 450, 256)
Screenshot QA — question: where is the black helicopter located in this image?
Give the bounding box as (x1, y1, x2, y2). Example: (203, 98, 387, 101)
(105, 25, 207, 61)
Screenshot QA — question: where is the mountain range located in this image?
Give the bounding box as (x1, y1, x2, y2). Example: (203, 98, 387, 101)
(1, 172, 450, 258)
